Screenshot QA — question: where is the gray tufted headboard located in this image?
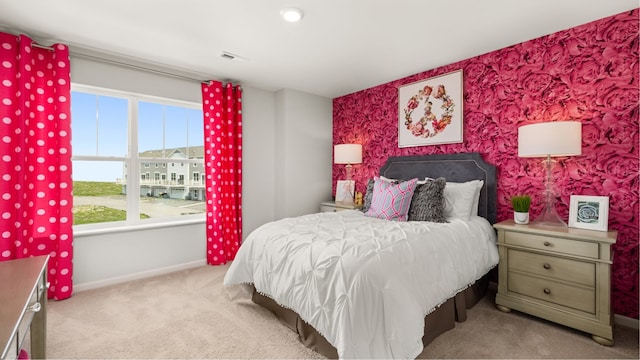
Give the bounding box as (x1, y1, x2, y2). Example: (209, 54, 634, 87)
(379, 152, 497, 224)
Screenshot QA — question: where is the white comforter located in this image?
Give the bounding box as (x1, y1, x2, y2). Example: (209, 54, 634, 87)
(224, 210, 499, 359)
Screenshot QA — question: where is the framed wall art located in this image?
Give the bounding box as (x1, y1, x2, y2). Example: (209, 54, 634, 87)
(398, 70, 463, 148)
(568, 195, 609, 231)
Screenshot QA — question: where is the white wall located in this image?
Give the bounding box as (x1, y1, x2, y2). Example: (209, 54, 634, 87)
(242, 87, 277, 235)
(70, 55, 332, 290)
(275, 89, 333, 218)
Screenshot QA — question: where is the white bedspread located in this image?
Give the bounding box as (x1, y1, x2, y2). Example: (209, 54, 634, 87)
(224, 210, 498, 359)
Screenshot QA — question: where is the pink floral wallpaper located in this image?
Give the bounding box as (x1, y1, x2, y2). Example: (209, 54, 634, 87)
(333, 9, 639, 318)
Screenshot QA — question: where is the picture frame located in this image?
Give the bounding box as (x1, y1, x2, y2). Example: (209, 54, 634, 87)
(568, 195, 609, 232)
(335, 180, 355, 203)
(398, 70, 463, 148)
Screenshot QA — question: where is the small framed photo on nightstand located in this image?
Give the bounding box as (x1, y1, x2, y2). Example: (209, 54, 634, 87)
(335, 180, 355, 203)
(569, 195, 609, 232)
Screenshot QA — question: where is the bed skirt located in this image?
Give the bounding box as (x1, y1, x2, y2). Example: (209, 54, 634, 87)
(251, 274, 490, 358)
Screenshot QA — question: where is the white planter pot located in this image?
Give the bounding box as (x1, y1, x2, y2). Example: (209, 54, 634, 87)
(514, 211, 529, 225)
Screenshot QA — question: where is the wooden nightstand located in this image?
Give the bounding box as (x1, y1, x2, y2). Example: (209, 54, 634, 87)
(493, 220, 617, 346)
(320, 201, 360, 213)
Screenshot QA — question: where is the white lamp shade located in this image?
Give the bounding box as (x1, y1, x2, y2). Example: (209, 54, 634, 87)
(334, 144, 362, 164)
(518, 121, 582, 158)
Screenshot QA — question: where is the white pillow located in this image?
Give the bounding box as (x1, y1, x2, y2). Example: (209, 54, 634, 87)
(470, 180, 483, 216)
(379, 176, 398, 183)
(443, 180, 483, 220)
(380, 175, 429, 185)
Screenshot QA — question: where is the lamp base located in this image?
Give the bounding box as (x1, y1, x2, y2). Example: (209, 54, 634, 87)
(533, 205, 567, 227)
(532, 155, 567, 227)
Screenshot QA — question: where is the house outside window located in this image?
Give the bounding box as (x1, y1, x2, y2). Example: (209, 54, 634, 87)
(71, 84, 205, 228)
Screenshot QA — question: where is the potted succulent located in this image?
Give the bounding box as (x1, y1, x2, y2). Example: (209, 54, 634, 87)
(511, 194, 531, 224)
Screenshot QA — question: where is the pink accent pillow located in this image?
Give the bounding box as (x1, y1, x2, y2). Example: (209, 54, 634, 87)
(365, 177, 418, 221)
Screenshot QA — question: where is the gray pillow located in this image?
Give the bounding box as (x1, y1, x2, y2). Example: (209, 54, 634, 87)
(408, 177, 448, 223)
(360, 178, 375, 213)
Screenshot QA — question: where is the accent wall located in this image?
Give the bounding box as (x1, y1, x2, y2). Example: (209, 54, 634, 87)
(332, 9, 639, 318)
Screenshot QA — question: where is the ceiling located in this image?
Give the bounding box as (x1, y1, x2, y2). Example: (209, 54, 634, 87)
(0, 0, 635, 98)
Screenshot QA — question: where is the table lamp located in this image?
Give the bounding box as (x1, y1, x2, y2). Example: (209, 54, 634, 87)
(518, 121, 582, 226)
(334, 144, 362, 204)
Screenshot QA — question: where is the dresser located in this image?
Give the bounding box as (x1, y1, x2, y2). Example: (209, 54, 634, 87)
(320, 201, 360, 213)
(493, 220, 617, 346)
(0, 256, 48, 360)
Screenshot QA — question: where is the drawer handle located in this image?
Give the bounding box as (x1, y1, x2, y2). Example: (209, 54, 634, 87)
(543, 263, 551, 270)
(543, 288, 551, 295)
(39, 282, 50, 294)
(543, 241, 551, 247)
(27, 302, 41, 313)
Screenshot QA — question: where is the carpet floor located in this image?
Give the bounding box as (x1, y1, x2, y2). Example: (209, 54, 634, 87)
(46, 264, 638, 359)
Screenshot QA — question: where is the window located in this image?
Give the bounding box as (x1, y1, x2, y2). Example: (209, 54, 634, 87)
(71, 84, 205, 228)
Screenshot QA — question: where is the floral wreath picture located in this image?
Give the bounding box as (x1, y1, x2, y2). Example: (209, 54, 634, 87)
(398, 70, 463, 147)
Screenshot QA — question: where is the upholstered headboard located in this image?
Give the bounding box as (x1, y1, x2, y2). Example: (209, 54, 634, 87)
(379, 152, 497, 224)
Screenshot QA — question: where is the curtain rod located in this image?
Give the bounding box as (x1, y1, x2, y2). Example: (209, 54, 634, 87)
(32, 43, 54, 51)
(71, 50, 211, 84)
(25, 36, 218, 85)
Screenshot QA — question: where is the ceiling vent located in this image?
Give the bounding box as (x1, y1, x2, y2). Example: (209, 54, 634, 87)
(220, 51, 247, 62)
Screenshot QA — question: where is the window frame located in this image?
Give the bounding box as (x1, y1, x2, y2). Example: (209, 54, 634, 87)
(71, 84, 205, 234)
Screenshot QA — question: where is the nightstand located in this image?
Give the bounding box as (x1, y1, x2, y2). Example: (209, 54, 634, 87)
(1, 255, 49, 360)
(493, 220, 617, 346)
(320, 201, 360, 213)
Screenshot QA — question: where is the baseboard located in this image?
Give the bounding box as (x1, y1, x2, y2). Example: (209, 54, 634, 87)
(615, 314, 639, 330)
(73, 259, 207, 293)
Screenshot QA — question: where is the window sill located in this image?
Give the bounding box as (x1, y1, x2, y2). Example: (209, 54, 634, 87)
(73, 216, 205, 237)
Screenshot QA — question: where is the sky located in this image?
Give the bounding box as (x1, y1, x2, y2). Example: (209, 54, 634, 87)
(71, 91, 204, 182)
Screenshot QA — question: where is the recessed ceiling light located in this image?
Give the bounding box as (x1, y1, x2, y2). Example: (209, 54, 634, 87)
(280, 7, 304, 22)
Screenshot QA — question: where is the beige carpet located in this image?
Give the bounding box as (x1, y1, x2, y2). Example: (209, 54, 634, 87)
(46, 264, 638, 359)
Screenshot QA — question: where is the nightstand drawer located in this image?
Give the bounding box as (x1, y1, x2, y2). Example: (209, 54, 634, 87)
(320, 201, 360, 213)
(508, 272, 595, 314)
(15, 288, 40, 355)
(508, 249, 595, 286)
(505, 231, 598, 259)
(320, 205, 340, 212)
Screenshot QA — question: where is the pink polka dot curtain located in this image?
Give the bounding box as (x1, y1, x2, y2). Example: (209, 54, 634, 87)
(201, 81, 242, 265)
(0, 33, 73, 300)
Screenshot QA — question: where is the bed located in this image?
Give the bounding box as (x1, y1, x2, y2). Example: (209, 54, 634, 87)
(224, 152, 499, 359)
